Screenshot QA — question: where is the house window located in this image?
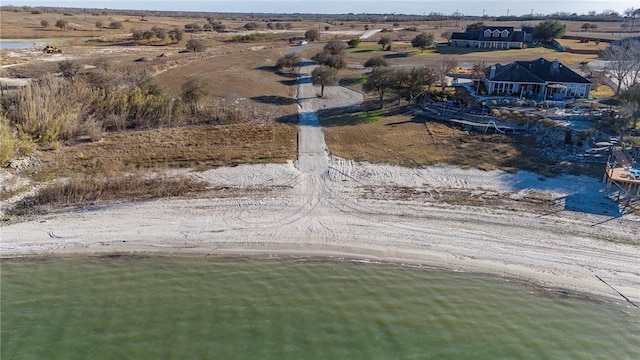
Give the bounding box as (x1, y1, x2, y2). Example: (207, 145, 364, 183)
(484, 29, 491, 37)
(501, 30, 509, 38)
(492, 30, 500, 37)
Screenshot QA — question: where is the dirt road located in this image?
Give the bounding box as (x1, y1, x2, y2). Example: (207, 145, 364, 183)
(294, 60, 362, 175)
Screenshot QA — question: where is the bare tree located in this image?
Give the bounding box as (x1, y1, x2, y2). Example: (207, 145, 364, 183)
(603, 41, 640, 94)
(435, 57, 458, 87)
(95, 21, 103, 30)
(40, 19, 49, 28)
(395, 66, 437, 104)
(311, 65, 338, 97)
(620, 83, 640, 130)
(471, 61, 487, 94)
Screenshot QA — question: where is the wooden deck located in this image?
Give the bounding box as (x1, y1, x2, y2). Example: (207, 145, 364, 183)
(607, 167, 640, 184)
(604, 165, 640, 202)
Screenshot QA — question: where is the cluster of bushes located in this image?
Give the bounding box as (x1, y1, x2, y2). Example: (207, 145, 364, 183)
(8, 169, 206, 214)
(490, 108, 552, 127)
(1, 73, 169, 149)
(483, 98, 539, 107)
(205, 18, 226, 33)
(311, 40, 347, 69)
(232, 33, 269, 42)
(132, 26, 182, 44)
(0, 66, 255, 163)
(266, 22, 292, 30)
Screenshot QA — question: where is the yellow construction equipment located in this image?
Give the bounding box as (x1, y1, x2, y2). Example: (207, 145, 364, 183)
(42, 45, 62, 54)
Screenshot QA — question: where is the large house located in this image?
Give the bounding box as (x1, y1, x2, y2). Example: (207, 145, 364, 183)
(483, 58, 592, 99)
(449, 26, 533, 49)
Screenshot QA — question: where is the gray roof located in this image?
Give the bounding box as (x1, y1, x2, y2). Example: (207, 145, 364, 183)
(486, 58, 592, 84)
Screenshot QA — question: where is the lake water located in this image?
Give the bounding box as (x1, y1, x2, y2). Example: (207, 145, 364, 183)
(2, 256, 639, 359)
(0, 41, 35, 49)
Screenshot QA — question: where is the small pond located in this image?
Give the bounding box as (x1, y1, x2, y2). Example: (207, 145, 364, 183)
(0, 41, 36, 49)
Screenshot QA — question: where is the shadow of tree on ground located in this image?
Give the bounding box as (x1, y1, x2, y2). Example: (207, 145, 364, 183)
(251, 95, 298, 106)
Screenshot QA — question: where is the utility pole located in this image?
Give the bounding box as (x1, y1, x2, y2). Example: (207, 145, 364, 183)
(482, 9, 485, 19)
(507, 9, 509, 17)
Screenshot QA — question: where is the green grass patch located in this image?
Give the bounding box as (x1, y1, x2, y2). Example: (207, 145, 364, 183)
(355, 109, 385, 122)
(347, 44, 381, 53)
(320, 109, 386, 127)
(407, 49, 437, 56)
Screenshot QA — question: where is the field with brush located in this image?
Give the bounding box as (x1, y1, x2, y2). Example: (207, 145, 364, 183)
(29, 124, 297, 179)
(321, 110, 602, 177)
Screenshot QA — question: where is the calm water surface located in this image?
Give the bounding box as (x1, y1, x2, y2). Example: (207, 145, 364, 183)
(0, 41, 35, 49)
(2, 257, 639, 359)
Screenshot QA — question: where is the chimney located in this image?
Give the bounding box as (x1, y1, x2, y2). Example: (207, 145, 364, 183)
(552, 58, 559, 73)
(490, 65, 496, 79)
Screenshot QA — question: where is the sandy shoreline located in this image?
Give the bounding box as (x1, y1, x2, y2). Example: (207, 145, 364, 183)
(2, 160, 639, 304)
(2, 59, 639, 306)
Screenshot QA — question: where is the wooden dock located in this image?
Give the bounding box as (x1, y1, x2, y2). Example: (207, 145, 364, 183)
(604, 148, 640, 207)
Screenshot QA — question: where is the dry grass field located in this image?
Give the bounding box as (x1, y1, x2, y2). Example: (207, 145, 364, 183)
(0, 10, 319, 39)
(321, 111, 601, 177)
(154, 46, 298, 122)
(28, 124, 297, 180)
(556, 38, 608, 51)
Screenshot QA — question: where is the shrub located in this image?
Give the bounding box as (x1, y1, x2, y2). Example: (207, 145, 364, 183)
(11, 170, 206, 211)
(275, 53, 301, 72)
(2, 72, 172, 147)
(305, 29, 320, 41)
(109, 21, 123, 29)
(0, 115, 35, 164)
(55, 19, 68, 30)
(347, 38, 361, 48)
(232, 33, 267, 42)
(185, 39, 206, 52)
(244, 22, 260, 31)
(185, 23, 202, 32)
(168, 27, 183, 42)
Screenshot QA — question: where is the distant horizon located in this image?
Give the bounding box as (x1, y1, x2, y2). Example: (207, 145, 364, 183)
(2, 0, 638, 17)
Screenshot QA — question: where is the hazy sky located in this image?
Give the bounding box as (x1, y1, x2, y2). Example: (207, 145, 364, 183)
(3, 0, 639, 16)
